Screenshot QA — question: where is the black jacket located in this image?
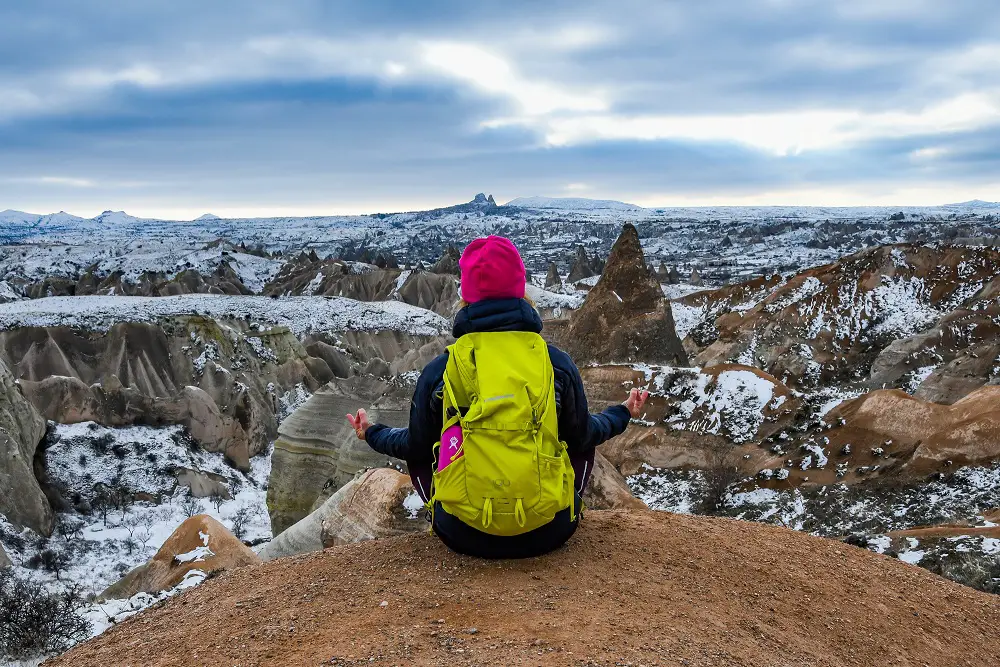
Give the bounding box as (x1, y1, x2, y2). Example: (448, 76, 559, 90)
(366, 298, 631, 463)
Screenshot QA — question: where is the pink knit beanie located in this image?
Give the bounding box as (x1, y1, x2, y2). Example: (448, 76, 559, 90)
(459, 236, 526, 304)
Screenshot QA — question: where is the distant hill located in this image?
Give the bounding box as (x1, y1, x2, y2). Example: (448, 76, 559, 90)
(505, 196, 644, 211)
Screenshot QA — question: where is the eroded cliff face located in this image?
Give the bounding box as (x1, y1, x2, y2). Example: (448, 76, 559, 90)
(0, 357, 50, 535)
(266, 376, 416, 536)
(0, 310, 449, 472)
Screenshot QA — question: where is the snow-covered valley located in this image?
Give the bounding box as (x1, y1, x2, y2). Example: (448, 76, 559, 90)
(2, 195, 1000, 664)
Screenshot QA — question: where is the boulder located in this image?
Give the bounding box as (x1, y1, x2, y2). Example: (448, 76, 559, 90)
(175, 467, 231, 499)
(560, 224, 688, 366)
(0, 544, 11, 569)
(101, 515, 260, 600)
(583, 450, 646, 510)
(260, 468, 422, 560)
(266, 376, 412, 536)
(0, 358, 51, 535)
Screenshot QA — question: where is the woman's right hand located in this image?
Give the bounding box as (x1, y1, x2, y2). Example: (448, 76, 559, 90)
(346, 408, 370, 441)
(624, 388, 649, 419)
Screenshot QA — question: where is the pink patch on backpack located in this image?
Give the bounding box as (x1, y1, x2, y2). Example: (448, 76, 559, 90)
(438, 424, 464, 471)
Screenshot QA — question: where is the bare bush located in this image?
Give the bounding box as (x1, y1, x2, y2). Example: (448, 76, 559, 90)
(181, 494, 203, 518)
(0, 569, 91, 660)
(697, 440, 750, 514)
(229, 505, 259, 541)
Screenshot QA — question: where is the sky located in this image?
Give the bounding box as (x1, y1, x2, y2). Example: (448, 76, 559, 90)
(2, 0, 1000, 218)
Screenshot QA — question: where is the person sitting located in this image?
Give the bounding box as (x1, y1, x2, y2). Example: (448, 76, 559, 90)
(347, 236, 647, 558)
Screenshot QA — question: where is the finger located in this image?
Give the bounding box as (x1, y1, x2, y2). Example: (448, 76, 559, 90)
(346, 413, 356, 427)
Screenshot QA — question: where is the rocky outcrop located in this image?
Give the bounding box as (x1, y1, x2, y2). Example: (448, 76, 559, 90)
(0, 358, 50, 535)
(689, 268, 703, 286)
(655, 262, 670, 282)
(261, 468, 422, 560)
(393, 270, 459, 316)
(22, 265, 251, 299)
(266, 377, 414, 535)
(102, 515, 260, 600)
(264, 258, 458, 316)
(566, 246, 599, 283)
(544, 262, 561, 289)
(583, 450, 646, 510)
(871, 276, 1000, 403)
(559, 224, 687, 365)
(0, 544, 10, 568)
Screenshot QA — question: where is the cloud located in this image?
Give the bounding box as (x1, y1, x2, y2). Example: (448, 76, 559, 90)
(1, 0, 1000, 214)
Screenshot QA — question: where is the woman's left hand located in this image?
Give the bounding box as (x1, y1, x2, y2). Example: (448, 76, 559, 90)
(346, 408, 370, 440)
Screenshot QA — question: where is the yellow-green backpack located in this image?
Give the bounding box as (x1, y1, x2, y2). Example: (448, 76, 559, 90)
(430, 330, 576, 536)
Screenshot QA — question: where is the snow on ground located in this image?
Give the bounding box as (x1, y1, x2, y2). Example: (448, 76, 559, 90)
(668, 300, 704, 340)
(633, 365, 783, 444)
(0, 294, 450, 337)
(662, 283, 707, 301)
(525, 284, 585, 312)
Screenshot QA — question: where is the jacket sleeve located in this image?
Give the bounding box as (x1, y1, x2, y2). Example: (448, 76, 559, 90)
(548, 345, 632, 455)
(365, 352, 447, 465)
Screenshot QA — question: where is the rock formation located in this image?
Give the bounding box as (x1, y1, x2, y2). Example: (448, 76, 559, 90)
(430, 246, 461, 275)
(667, 265, 680, 284)
(101, 515, 260, 600)
(260, 468, 422, 560)
(581, 363, 795, 475)
(544, 262, 561, 289)
(830, 386, 1000, 476)
(689, 268, 703, 286)
(566, 245, 598, 283)
(266, 376, 415, 535)
(53, 510, 1000, 667)
(559, 224, 688, 366)
(655, 262, 669, 282)
(0, 543, 11, 568)
(583, 451, 647, 510)
(0, 358, 50, 535)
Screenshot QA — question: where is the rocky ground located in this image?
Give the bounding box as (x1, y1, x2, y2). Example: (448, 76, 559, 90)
(45, 510, 1000, 667)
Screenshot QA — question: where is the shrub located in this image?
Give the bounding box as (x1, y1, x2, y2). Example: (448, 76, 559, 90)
(0, 569, 91, 660)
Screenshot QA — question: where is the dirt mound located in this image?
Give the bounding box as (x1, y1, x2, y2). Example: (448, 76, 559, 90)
(560, 224, 687, 365)
(101, 514, 261, 600)
(50, 510, 1000, 667)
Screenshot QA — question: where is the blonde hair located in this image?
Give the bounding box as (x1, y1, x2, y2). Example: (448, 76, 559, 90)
(456, 295, 536, 313)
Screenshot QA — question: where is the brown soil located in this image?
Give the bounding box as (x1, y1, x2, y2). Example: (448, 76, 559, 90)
(50, 510, 1000, 667)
